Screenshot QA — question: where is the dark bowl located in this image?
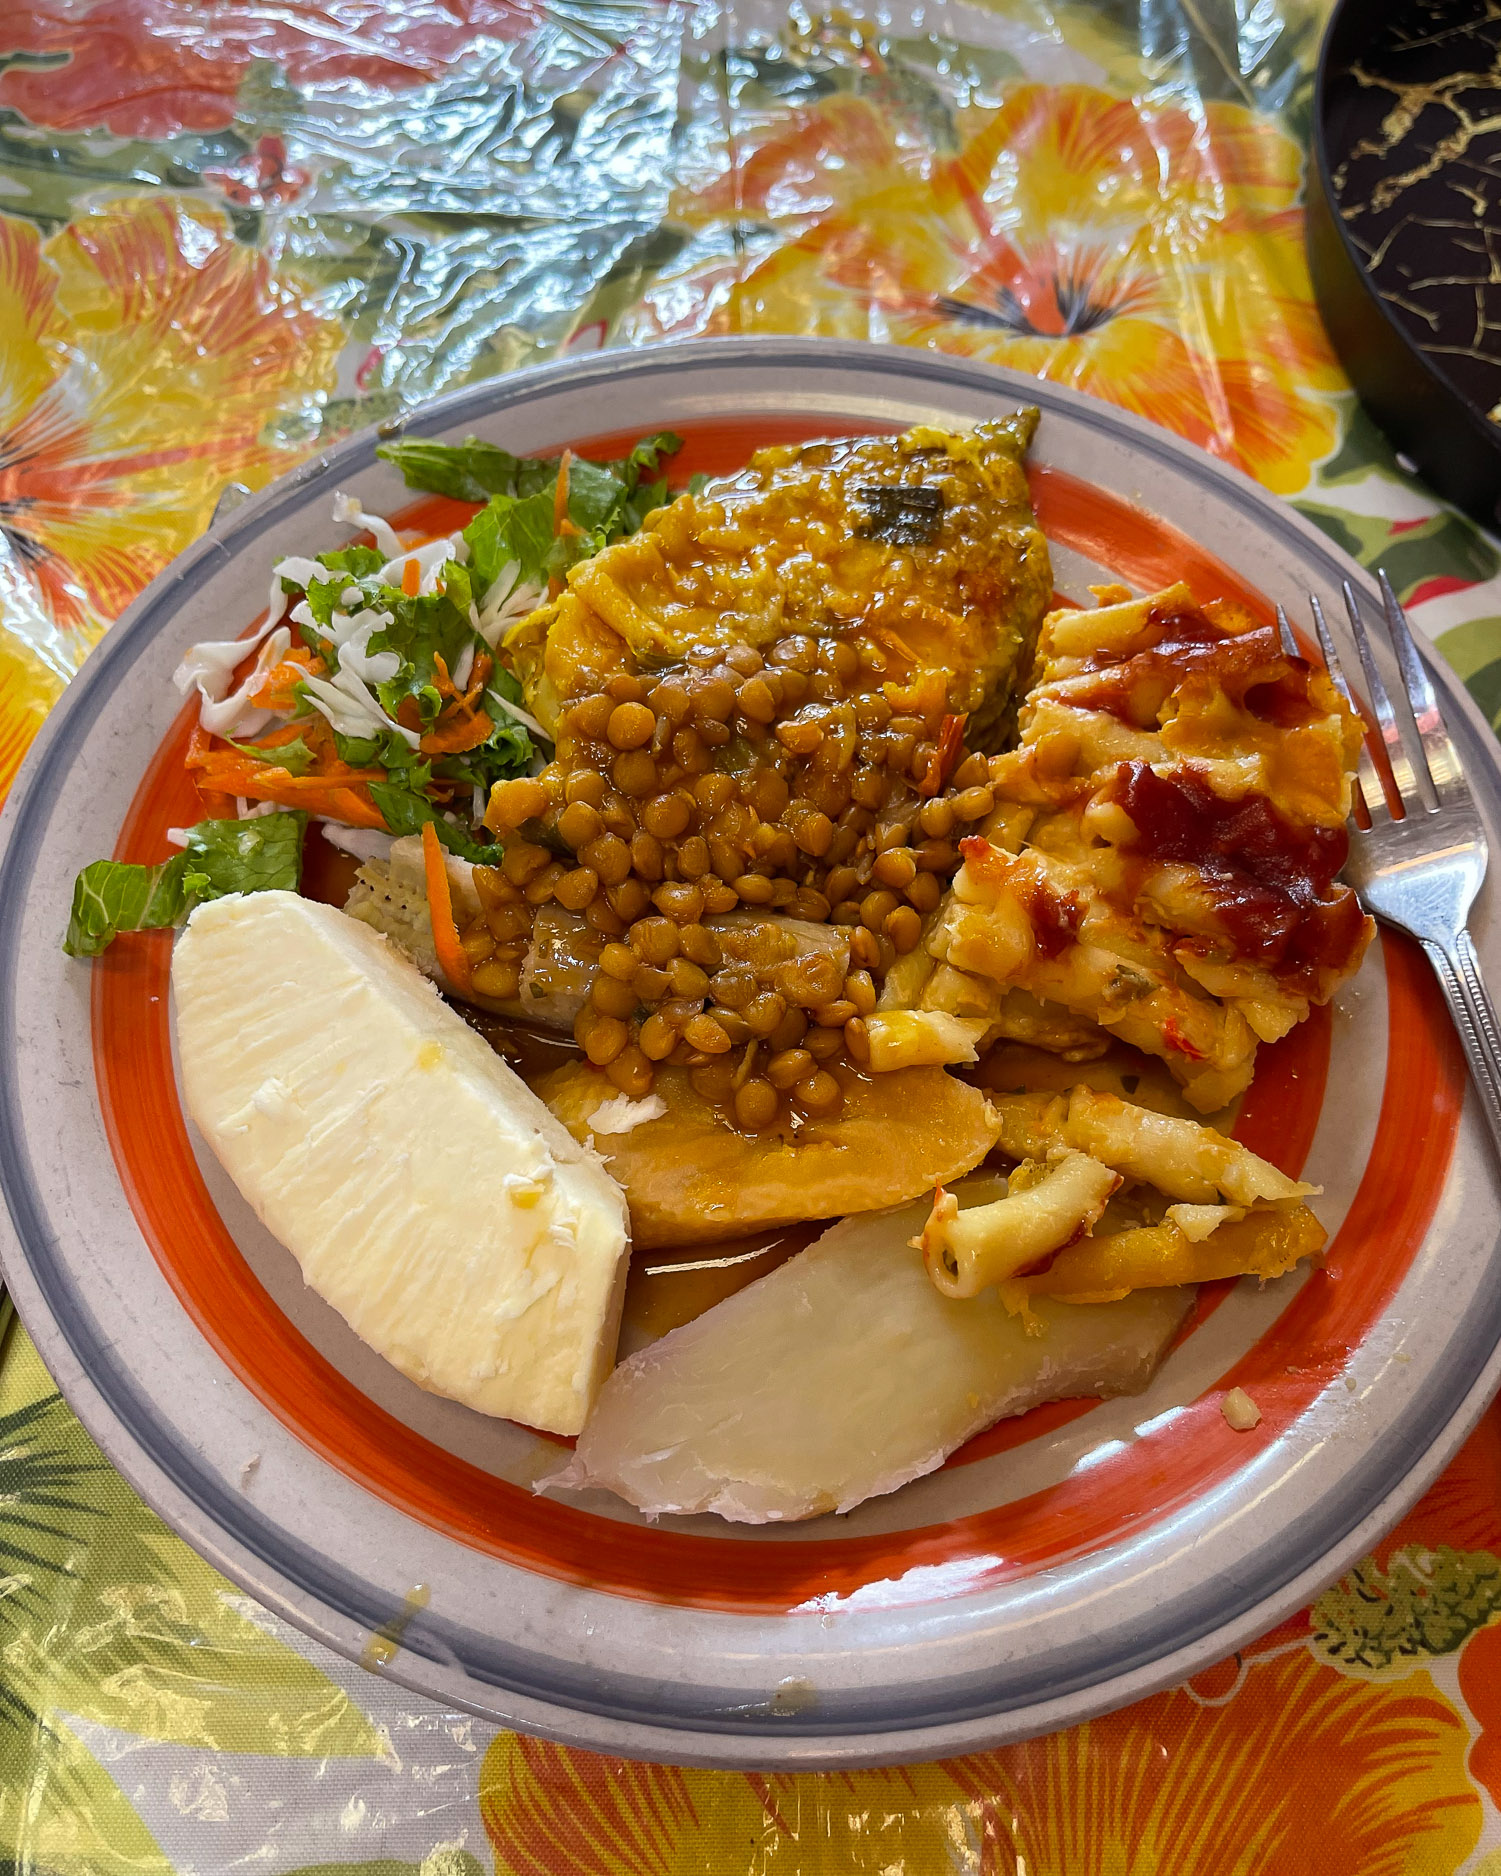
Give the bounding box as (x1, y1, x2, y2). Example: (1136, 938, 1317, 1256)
(1308, 0, 1501, 528)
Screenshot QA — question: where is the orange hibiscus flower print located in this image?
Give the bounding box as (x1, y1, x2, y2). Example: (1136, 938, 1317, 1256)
(947, 1648, 1480, 1876)
(0, 197, 341, 668)
(629, 82, 1343, 495)
(479, 1646, 1480, 1876)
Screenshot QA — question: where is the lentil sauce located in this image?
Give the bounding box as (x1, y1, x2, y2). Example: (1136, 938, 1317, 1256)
(463, 635, 1022, 1135)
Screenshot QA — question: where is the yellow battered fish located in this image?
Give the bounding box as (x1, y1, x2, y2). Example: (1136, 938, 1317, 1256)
(507, 412, 1052, 750)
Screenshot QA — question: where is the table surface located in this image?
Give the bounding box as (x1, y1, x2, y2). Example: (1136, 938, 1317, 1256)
(6, 0, 1501, 1869)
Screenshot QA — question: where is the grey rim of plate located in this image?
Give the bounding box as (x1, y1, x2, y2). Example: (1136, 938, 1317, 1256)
(0, 338, 1497, 1769)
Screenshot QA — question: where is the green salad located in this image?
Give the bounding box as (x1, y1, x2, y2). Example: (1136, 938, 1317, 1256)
(64, 430, 684, 955)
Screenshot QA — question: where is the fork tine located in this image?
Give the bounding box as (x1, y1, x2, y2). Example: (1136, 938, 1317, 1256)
(1275, 603, 1298, 658)
(1308, 592, 1386, 820)
(1343, 579, 1426, 812)
(1378, 567, 1462, 801)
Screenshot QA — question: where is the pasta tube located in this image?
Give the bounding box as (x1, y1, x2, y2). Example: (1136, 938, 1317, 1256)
(917, 1150, 1120, 1299)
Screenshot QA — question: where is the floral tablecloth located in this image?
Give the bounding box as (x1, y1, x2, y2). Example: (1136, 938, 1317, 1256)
(6, 0, 1501, 1868)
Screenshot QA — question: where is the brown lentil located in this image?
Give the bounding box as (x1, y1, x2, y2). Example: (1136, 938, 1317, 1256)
(599, 942, 638, 981)
(606, 878, 653, 924)
(570, 693, 614, 739)
(679, 923, 722, 970)
(554, 866, 599, 912)
(844, 970, 877, 1015)
(599, 794, 637, 838)
(860, 889, 901, 932)
(872, 847, 918, 890)
(734, 1078, 779, 1131)
(693, 677, 736, 722)
(689, 1060, 736, 1102)
(885, 905, 924, 953)
(579, 1010, 629, 1067)
(557, 800, 603, 849)
(607, 700, 656, 750)
(796, 1070, 841, 1113)
(716, 1009, 751, 1045)
(676, 835, 711, 879)
(524, 861, 566, 904)
(629, 831, 664, 881)
(655, 881, 705, 923)
(642, 791, 692, 839)
(848, 926, 882, 971)
(613, 749, 658, 797)
(744, 990, 789, 1037)
(486, 902, 531, 944)
(488, 776, 549, 828)
(638, 1012, 678, 1060)
(683, 1013, 732, 1055)
(581, 833, 631, 886)
(632, 964, 671, 1003)
(472, 959, 520, 999)
(584, 899, 625, 936)
(953, 785, 995, 822)
(607, 1044, 655, 1098)
(918, 797, 955, 839)
(631, 917, 680, 965)
(916, 838, 958, 872)
(668, 957, 710, 999)
(565, 768, 607, 808)
(501, 841, 549, 886)
(461, 925, 495, 964)
(905, 872, 942, 915)
(767, 1047, 813, 1090)
(710, 964, 757, 1008)
(767, 1006, 807, 1053)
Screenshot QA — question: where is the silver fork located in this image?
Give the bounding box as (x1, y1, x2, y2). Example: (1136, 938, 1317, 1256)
(1276, 574, 1501, 1161)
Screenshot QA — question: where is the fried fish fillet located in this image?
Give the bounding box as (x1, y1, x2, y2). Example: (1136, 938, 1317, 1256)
(507, 411, 1052, 749)
(880, 583, 1374, 1112)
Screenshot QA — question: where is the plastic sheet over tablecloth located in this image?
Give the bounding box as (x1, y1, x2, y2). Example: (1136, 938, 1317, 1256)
(6, 1, 1501, 1870)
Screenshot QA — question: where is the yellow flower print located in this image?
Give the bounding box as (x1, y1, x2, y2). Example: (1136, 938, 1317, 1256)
(629, 82, 1344, 496)
(479, 1732, 975, 1876)
(0, 197, 342, 675)
(479, 1646, 1480, 1876)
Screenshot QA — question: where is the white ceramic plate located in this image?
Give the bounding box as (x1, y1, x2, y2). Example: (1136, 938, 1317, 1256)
(0, 338, 1497, 1768)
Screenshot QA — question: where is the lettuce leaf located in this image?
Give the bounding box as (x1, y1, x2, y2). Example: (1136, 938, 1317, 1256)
(317, 544, 387, 580)
(375, 436, 557, 505)
(382, 431, 684, 598)
(366, 589, 475, 730)
(63, 813, 308, 957)
(227, 734, 320, 776)
(455, 695, 534, 787)
(377, 432, 682, 508)
(462, 489, 556, 597)
(367, 783, 495, 861)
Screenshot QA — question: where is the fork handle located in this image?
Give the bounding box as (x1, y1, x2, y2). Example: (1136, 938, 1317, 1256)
(1421, 931, 1501, 1161)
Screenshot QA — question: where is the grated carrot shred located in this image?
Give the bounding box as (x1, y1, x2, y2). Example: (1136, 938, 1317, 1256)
(422, 820, 474, 996)
(186, 719, 389, 826)
(249, 646, 326, 713)
(402, 556, 421, 596)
